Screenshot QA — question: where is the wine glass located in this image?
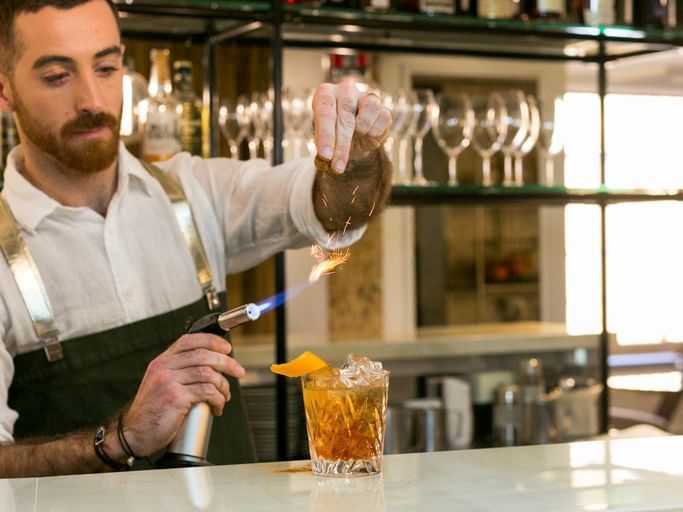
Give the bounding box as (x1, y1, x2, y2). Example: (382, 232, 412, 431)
(472, 92, 507, 186)
(393, 90, 416, 184)
(235, 94, 254, 160)
(499, 90, 530, 187)
(411, 88, 437, 186)
(251, 92, 274, 162)
(218, 99, 240, 159)
(513, 94, 540, 186)
(282, 88, 312, 160)
(537, 96, 565, 186)
(431, 92, 475, 186)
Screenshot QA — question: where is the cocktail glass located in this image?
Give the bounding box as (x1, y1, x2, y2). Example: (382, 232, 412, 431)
(302, 355, 389, 477)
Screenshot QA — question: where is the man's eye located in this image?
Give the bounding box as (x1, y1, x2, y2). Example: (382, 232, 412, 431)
(43, 73, 68, 85)
(97, 66, 119, 76)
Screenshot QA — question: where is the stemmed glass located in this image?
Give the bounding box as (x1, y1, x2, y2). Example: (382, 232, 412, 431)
(513, 94, 540, 186)
(411, 88, 437, 186)
(472, 92, 507, 187)
(499, 90, 530, 186)
(282, 88, 312, 160)
(537, 96, 565, 186)
(251, 92, 274, 162)
(218, 99, 240, 159)
(394, 90, 416, 184)
(236, 94, 254, 160)
(431, 92, 475, 186)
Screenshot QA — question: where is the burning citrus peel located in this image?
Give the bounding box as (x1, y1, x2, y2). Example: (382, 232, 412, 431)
(270, 350, 329, 377)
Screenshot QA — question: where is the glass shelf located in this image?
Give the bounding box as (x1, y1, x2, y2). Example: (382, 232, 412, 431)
(114, 1, 683, 60)
(390, 183, 683, 206)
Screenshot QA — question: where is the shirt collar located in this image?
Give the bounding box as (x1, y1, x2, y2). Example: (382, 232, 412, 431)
(1, 142, 154, 233)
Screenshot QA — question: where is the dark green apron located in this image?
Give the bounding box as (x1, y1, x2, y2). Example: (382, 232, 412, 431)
(7, 293, 257, 469)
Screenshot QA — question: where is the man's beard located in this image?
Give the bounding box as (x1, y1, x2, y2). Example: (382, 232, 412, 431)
(13, 92, 120, 175)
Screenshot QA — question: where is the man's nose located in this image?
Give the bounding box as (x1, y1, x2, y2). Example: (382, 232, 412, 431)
(75, 73, 104, 114)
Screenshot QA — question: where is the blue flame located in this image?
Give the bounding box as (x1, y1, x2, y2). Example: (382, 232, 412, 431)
(256, 281, 310, 315)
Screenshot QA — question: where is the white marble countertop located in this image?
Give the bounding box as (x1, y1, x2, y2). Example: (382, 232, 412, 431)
(235, 322, 601, 371)
(4, 435, 683, 511)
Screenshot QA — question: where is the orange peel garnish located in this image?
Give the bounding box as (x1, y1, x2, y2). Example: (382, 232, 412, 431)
(270, 351, 329, 377)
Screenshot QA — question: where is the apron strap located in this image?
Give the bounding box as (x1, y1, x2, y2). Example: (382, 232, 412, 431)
(140, 161, 221, 312)
(0, 195, 63, 361)
(0, 159, 220, 362)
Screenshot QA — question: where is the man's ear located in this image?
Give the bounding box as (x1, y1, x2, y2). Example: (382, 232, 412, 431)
(0, 73, 14, 113)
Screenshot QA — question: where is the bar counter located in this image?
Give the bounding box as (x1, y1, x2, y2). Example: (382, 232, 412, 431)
(3, 435, 682, 511)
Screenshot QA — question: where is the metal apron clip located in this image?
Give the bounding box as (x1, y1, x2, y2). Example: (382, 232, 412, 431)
(141, 161, 221, 312)
(0, 196, 63, 362)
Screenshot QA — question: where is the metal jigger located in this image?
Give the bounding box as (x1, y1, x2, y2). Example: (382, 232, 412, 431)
(156, 303, 261, 468)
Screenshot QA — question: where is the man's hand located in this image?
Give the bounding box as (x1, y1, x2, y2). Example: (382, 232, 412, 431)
(312, 78, 392, 173)
(119, 333, 245, 457)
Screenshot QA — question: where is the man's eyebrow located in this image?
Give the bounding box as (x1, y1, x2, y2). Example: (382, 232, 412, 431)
(94, 46, 122, 60)
(32, 55, 74, 70)
(32, 46, 122, 70)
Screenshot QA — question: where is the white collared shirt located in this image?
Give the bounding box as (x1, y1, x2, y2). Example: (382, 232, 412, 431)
(0, 143, 363, 441)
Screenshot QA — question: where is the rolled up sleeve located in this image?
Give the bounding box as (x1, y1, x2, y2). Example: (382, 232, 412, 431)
(178, 154, 366, 275)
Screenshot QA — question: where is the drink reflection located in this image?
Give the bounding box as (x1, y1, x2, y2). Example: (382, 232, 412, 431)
(178, 467, 215, 511)
(309, 474, 385, 512)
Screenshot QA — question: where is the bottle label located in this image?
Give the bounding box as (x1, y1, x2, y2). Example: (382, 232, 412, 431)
(180, 102, 203, 155)
(143, 111, 181, 161)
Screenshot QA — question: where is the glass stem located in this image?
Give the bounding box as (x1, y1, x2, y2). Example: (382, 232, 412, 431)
(482, 156, 492, 187)
(413, 137, 424, 181)
(503, 154, 513, 186)
(398, 136, 409, 183)
(545, 158, 555, 186)
(229, 142, 239, 160)
(248, 138, 259, 159)
(514, 155, 524, 186)
(448, 154, 458, 186)
(293, 137, 302, 159)
(263, 137, 273, 164)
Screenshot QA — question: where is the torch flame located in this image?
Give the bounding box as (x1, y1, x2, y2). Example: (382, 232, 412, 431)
(308, 244, 351, 284)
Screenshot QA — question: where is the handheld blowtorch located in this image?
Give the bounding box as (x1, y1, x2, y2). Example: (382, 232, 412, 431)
(155, 302, 260, 468)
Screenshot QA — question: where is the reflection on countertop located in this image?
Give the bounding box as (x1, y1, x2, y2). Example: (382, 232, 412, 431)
(5, 435, 683, 511)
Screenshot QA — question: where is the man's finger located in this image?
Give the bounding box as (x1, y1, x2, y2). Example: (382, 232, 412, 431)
(368, 107, 392, 139)
(312, 83, 337, 161)
(167, 333, 233, 357)
(332, 79, 359, 174)
(169, 349, 246, 379)
(177, 365, 232, 401)
(355, 93, 384, 136)
(186, 383, 229, 416)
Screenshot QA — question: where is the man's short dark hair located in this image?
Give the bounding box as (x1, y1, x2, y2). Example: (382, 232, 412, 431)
(0, 0, 120, 75)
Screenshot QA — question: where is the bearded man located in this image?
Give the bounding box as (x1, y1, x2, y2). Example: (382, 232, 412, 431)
(0, 0, 392, 477)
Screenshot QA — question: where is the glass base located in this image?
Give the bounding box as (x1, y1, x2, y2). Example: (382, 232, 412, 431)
(311, 455, 383, 477)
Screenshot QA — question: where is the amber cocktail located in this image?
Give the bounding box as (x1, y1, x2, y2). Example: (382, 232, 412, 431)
(302, 355, 389, 477)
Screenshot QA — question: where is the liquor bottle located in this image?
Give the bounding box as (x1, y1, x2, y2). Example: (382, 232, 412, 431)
(120, 57, 148, 157)
(584, 0, 615, 25)
(522, 0, 566, 19)
(173, 60, 204, 157)
(478, 0, 520, 18)
(140, 48, 182, 163)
